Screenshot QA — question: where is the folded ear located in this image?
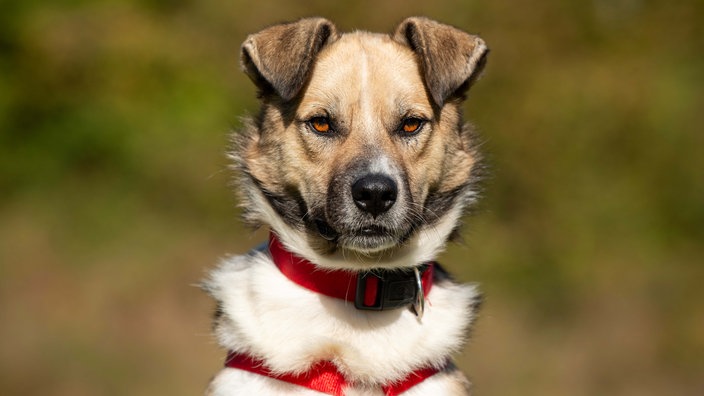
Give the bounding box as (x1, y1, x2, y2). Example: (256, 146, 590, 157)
(241, 18, 338, 101)
(393, 17, 488, 107)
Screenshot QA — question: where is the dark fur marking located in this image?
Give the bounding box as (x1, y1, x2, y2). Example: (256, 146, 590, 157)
(423, 184, 467, 223)
(261, 185, 309, 230)
(211, 301, 225, 332)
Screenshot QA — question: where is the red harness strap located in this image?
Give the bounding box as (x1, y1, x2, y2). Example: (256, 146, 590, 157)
(225, 351, 444, 396)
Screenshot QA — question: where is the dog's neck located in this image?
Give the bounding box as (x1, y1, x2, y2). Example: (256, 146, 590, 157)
(268, 231, 434, 316)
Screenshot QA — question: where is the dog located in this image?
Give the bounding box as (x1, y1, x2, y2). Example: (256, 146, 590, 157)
(202, 16, 489, 395)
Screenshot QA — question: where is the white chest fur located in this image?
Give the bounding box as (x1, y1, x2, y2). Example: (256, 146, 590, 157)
(203, 250, 479, 387)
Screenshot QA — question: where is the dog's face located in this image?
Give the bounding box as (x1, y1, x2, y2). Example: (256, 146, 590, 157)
(234, 17, 487, 265)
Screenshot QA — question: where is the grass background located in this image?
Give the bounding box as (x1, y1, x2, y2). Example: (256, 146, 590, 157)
(1, 0, 702, 395)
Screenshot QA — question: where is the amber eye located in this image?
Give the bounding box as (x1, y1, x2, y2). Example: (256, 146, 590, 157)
(309, 117, 331, 133)
(401, 118, 423, 134)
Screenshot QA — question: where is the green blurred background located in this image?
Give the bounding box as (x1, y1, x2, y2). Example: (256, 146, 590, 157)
(1, 0, 702, 395)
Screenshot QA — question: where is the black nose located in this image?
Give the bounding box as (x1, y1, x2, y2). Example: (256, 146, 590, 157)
(351, 174, 398, 217)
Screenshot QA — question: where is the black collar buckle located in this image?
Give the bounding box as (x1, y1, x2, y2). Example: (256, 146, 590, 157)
(354, 264, 429, 315)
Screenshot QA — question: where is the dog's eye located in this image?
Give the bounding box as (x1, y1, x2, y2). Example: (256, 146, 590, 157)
(309, 117, 332, 134)
(401, 118, 424, 134)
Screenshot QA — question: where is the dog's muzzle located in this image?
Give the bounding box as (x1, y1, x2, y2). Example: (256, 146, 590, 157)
(315, 167, 412, 252)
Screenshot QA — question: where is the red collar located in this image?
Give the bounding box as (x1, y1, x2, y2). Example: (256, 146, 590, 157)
(268, 232, 434, 311)
(225, 351, 445, 396)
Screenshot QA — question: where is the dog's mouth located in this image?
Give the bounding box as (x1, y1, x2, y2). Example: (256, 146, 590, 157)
(355, 225, 388, 237)
(314, 219, 410, 253)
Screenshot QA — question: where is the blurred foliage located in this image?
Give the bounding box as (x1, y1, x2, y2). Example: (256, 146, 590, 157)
(1, 0, 703, 395)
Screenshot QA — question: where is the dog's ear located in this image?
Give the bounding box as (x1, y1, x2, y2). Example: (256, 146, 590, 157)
(393, 17, 488, 107)
(241, 18, 338, 101)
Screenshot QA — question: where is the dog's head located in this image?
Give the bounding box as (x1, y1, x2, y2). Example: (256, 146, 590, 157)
(232, 17, 488, 269)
